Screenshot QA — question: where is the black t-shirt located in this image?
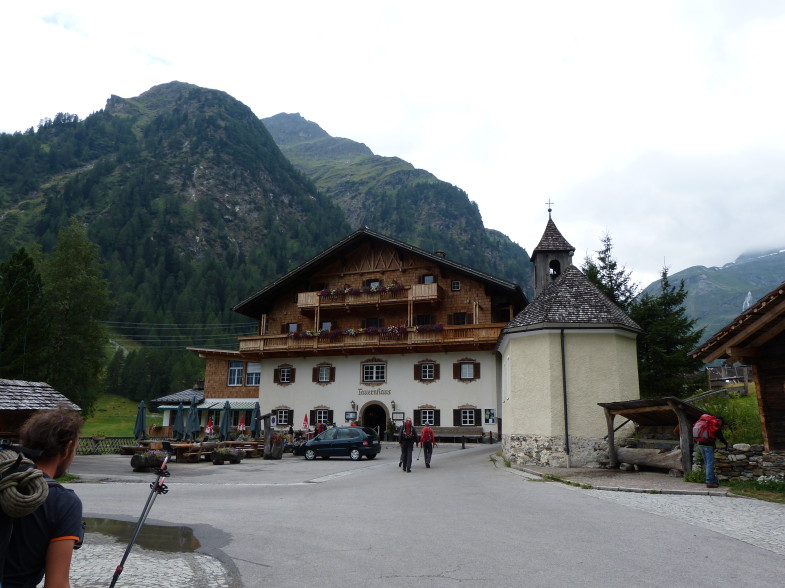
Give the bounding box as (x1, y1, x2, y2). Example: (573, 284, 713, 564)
(2, 478, 83, 587)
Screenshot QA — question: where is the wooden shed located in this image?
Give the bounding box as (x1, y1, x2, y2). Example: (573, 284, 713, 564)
(0, 379, 81, 439)
(691, 281, 785, 450)
(598, 397, 705, 473)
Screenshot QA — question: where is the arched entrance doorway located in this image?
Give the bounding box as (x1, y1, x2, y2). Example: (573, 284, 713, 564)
(361, 403, 387, 438)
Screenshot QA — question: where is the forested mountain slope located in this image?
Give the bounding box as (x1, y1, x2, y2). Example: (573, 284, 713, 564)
(0, 82, 534, 400)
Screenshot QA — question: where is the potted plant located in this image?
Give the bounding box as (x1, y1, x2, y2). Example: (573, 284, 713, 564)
(386, 419, 397, 442)
(211, 447, 243, 465)
(130, 449, 167, 472)
(266, 433, 284, 460)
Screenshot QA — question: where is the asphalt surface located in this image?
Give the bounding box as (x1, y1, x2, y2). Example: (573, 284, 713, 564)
(57, 442, 785, 587)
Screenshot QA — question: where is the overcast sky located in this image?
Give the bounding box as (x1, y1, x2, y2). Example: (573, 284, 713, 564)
(3, 1, 785, 287)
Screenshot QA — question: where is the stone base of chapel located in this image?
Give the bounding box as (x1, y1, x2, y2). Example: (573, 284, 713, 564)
(502, 433, 611, 468)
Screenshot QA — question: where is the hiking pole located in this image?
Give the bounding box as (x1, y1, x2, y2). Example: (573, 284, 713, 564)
(109, 455, 171, 588)
(416, 445, 422, 461)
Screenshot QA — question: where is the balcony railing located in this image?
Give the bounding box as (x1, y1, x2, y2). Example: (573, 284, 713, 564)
(298, 283, 441, 310)
(238, 324, 504, 354)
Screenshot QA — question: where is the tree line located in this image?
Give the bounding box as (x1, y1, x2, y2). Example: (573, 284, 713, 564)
(582, 233, 705, 398)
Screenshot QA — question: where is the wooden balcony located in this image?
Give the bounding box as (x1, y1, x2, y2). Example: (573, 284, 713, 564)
(238, 324, 504, 357)
(297, 283, 442, 311)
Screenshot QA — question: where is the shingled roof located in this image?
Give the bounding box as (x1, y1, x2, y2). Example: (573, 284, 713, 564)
(504, 265, 641, 332)
(0, 379, 81, 411)
(531, 218, 575, 255)
(151, 385, 205, 406)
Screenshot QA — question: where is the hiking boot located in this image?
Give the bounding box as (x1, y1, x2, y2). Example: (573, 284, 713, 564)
(706, 483, 719, 488)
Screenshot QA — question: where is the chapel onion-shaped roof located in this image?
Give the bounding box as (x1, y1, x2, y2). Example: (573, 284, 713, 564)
(503, 265, 640, 333)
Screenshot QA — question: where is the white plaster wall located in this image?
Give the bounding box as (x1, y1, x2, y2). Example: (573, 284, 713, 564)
(500, 328, 640, 439)
(562, 329, 640, 439)
(500, 331, 563, 436)
(258, 351, 498, 431)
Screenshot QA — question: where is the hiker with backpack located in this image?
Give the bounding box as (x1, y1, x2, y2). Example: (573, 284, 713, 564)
(398, 419, 417, 473)
(2, 407, 85, 588)
(693, 413, 730, 488)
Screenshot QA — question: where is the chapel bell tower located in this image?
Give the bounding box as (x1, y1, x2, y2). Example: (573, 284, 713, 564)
(530, 206, 575, 298)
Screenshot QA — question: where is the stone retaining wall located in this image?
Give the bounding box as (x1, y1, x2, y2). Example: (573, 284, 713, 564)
(709, 445, 785, 481)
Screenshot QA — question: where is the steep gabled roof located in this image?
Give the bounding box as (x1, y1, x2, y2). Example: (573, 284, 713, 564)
(691, 280, 785, 363)
(0, 379, 81, 411)
(233, 227, 527, 318)
(503, 265, 640, 332)
(531, 218, 575, 256)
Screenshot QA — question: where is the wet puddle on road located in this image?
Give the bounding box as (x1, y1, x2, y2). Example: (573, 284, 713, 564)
(85, 517, 201, 552)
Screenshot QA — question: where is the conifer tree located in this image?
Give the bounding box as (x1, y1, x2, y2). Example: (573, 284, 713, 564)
(582, 232, 639, 312)
(43, 218, 112, 414)
(629, 267, 705, 398)
(0, 248, 51, 381)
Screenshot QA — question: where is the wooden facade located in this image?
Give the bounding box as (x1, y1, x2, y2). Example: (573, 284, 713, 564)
(191, 229, 527, 434)
(228, 229, 526, 360)
(691, 283, 785, 450)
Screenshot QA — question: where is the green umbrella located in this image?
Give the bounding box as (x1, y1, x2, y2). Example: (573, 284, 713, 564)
(133, 401, 147, 440)
(172, 402, 185, 440)
(249, 402, 261, 439)
(218, 401, 232, 441)
(185, 396, 201, 441)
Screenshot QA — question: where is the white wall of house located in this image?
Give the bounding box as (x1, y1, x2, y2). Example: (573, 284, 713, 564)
(257, 351, 499, 432)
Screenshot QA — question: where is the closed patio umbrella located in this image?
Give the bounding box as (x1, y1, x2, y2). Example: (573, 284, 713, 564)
(185, 396, 201, 441)
(171, 402, 185, 440)
(218, 401, 232, 441)
(133, 401, 147, 440)
(249, 402, 261, 439)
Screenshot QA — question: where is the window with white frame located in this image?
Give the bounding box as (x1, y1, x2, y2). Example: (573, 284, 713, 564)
(228, 361, 243, 386)
(461, 409, 476, 426)
(460, 362, 474, 380)
(421, 363, 435, 380)
(275, 366, 295, 384)
(454, 360, 480, 381)
(422, 274, 435, 284)
(421, 409, 435, 425)
(318, 366, 331, 382)
(315, 409, 330, 424)
(245, 362, 261, 386)
(277, 409, 290, 425)
(451, 280, 461, 291)
(363, 363, 386, 383)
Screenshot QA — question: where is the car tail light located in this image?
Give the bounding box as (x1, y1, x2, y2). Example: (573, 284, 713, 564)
(362, 440, 369, 446)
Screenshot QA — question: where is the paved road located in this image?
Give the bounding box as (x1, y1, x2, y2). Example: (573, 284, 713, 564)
(64, 443, 785, 587)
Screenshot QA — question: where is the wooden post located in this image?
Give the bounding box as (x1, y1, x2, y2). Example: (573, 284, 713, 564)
(604, 408, 618, 468)
(669, 400, 693, 473)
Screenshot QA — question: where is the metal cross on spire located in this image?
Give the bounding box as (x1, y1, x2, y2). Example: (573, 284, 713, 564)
(545, 199, 554, 218)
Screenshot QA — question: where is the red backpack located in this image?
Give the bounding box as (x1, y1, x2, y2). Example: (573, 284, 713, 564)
(692, 414, 719, 443)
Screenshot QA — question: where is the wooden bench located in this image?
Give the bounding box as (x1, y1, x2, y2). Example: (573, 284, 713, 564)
(432, 426, 485, 443)
(393, 427, 485, 443)
(181, 441, 217, 463)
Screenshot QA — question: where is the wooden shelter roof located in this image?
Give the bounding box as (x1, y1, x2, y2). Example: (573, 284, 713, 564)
(0, 379, 80, 411)
(598, 397, 705, 426)
(690, 281, 785, 364)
